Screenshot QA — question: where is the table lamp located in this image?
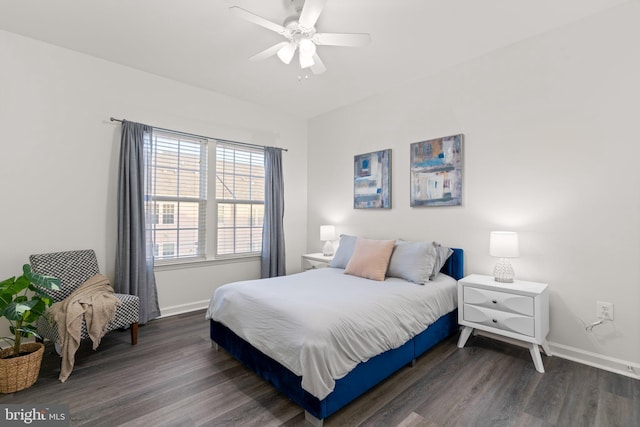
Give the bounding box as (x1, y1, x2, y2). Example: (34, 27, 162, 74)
(489, 231, 519, 283)
(320, 225, 336, 256)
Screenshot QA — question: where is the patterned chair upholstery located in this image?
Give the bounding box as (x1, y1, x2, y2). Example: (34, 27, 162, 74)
(29, 249, 139, 347)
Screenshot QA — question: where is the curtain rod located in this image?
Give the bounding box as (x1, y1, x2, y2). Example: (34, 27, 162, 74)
(109, 117, 287, 152)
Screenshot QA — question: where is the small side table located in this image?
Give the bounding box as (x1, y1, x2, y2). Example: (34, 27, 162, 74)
(301, 253, 333, 271)
(457, 274, 551, 373)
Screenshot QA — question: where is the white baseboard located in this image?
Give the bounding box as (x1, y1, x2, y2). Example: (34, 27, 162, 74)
(548, 341, 640, 380)
(473, 331, 639, 379)
(159, 300, 209, 318)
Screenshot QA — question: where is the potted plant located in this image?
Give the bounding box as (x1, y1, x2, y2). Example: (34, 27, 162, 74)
(0, 264, 60, 393)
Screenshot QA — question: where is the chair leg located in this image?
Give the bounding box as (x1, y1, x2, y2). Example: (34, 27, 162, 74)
(130, 322, 138, 345)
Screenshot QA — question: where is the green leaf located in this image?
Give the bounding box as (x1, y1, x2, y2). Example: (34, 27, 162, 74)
(14, 295, 28, 304)
(23, 299, 47, 323)
(40, 295, 52, 307)
(23, 264, 61, 291)
(17, 325, 40, 340)
(0, 276, 16, 290)
(3, 300, 38, 321)
(0, 291, 12, 311)
(0, 275, 29, 296)
(17, 328, 33, 338)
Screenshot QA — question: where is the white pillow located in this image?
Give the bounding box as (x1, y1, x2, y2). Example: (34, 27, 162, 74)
(328, 234, 358, 268)
(387, 240, 437, 284)
(430, 243, 454, 280)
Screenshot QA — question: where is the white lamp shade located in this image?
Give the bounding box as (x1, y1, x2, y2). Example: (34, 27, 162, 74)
(320, 225, 336, 241)
(489, 231, 519, 258)
(299, 51, 315, 69)
(299, 38, 317, 57)
(277, 42, 296, 64)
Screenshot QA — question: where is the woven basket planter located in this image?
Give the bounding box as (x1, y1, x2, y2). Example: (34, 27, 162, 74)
(0, 342, 45, 393)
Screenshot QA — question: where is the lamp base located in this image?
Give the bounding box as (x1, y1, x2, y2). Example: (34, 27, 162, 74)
(493, 258, 514, 283)
(322, 240, 334, 257)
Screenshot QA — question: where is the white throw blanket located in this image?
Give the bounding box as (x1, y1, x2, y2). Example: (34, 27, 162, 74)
(206, 268, 457, 399)
(47, 274, 120, 382)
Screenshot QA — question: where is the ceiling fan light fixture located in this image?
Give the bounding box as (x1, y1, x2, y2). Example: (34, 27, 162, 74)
(276, 42, 297, 64)
(231, 0, 371, 75)
(299, 52, 315, 69)
(298, 38, 317, 57)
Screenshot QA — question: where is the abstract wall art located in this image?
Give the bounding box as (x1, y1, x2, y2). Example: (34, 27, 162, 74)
(410, 134, 463, 207)
(354, 149, 391, 209)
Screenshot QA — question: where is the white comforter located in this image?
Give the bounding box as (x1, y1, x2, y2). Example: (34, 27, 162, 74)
(205, 267, 457, 400)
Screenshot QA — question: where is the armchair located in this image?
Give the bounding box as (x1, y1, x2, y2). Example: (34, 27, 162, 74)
(29, 249, 140, 349)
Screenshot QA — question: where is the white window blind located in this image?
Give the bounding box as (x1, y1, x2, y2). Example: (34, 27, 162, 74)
(215, 142, 265, 256)
(145, 130, 207, 261)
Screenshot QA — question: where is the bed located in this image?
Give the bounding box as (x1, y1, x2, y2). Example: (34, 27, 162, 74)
(207, 244, 463, 426)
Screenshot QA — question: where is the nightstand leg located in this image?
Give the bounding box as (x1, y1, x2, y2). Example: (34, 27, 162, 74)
(457, 326, 474, 348)
(529, 344, 545, 373)
(540, 340, 552, 356)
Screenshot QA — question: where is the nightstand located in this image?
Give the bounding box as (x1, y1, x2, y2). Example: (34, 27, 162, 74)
(301, 253, 333, 271)
(457, 274, 551, 373)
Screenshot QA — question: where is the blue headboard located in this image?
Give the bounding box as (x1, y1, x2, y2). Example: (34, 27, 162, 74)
(441, 248, 464, 280)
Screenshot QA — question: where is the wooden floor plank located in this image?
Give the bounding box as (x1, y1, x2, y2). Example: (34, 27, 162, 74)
(595, 390, 635, 427)
(523, 356, 574, 425)
(1, 310, 638, 427)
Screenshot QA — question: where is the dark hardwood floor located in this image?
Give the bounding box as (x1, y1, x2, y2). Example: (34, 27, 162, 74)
(1, 310, 638, 426)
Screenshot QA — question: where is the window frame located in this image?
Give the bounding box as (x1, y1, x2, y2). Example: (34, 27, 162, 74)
(161, 203, 175, 225)
(144, 129, 265, 267)
(145, 129, 208, 264)
(213, 142, 265, 258)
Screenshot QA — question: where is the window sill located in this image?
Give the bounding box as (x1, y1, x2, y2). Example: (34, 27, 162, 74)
(154, 254, 261, 271)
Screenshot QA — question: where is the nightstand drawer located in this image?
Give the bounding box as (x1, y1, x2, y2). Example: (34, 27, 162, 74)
(463, 304, 535, 337)
(301, 253, 334, 271)
(463, 286, 534, 316)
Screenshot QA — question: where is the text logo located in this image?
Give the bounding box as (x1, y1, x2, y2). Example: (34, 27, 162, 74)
(1, 405, 69, 426)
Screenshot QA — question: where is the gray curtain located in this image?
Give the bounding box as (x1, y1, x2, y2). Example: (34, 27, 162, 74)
(261, 147, 286, 278)
(115, 120, 160, 324)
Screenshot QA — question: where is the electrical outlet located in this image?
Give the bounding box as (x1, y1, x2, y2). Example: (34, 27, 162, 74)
(596, 301, 614, 320)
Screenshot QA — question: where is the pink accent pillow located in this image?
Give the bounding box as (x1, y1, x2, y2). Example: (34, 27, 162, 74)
(344, 238, 396, 281)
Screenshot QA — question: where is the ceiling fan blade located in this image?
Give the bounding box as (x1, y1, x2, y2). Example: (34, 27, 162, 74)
(248, 42, 290, 61)
(314, 32, 371, 47)
(298, 0, 328, 29)
(310, 53, 327, 75)
(230, 6, 285, 34)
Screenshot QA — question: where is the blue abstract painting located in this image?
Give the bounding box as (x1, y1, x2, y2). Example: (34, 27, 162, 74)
(354, 149, 391, 209)
(410, 134, 463, 207)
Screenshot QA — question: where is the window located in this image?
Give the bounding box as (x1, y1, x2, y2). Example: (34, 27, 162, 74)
(162, 243, 175, 257)
(162, 203, 175, 225)
(151, 204, 159, 225)
(215, 142, 264, 256)
(144, 129, 265, 263)
(145, 130, 207, 262)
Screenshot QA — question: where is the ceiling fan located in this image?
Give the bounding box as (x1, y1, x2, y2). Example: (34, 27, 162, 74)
(230, 0, 371, 75)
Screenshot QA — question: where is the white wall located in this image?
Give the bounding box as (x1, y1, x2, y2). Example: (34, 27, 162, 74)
(0, 30, 308, 334)
(307, 3, 640, 375)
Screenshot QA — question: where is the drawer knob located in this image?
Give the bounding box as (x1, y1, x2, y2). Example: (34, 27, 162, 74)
(492, 319, 498, 323)
(492, 299, 497, 304)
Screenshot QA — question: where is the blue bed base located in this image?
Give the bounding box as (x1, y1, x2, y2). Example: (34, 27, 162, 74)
(209, 248, 463, 422)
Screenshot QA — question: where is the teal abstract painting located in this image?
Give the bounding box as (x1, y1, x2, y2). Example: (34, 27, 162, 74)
(410, 134, 463, 207)
(354, 149, 391, 209)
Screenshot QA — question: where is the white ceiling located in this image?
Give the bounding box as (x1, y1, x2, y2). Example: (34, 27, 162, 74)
(0, 0, 629, 118)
